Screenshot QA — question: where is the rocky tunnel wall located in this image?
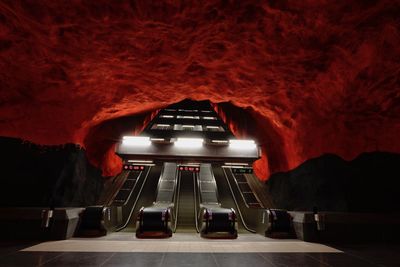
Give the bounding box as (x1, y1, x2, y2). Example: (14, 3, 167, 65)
(0, 0, 400, 180)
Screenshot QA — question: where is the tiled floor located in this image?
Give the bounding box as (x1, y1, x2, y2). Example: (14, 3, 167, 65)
(0, 233, 399, 266)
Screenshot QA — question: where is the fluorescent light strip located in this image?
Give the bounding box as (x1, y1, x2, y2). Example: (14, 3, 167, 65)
(229, 139, 256, 149)
(223, 165, 248, 168)
(161, 115, 174, 118)
(224, 162, 249, 166)
(150, 138, 165, 141)
(122, 136, 151, 146)
(211, 140, 228, 143)
(127, 160, 153, 163)
(206, 126, 220, 129)
(175, 138, 204, 148)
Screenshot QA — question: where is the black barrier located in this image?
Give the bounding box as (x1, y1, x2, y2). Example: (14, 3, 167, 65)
(76, 206, 107, 237)
(136, 207, 172, 238)
(201, 208, 237, 238)
(265, 209, 294, 238)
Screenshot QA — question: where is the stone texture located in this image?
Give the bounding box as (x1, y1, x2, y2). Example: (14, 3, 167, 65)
(0, 1, 399, 179)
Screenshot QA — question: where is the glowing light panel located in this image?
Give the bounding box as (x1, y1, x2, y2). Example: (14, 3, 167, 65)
(122, 136, 151, 146)
(175, 138, 204, 148)
(229, 139, 256, 149)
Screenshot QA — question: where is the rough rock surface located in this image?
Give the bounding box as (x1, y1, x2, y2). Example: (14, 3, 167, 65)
(267, 152, 400, 212)
(1, 1, 400, 179)
(0, 137, 104, 207)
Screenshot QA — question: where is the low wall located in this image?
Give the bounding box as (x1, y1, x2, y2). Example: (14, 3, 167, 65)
(0, 207, 83, 240)
(290, 211, 400, 243)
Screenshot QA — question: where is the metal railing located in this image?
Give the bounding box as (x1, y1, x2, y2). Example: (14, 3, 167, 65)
(115, 166, 152, 232)
(221, 167, 256, 233)
(193, 172, 200, 233)
(172, 170, 181, 232)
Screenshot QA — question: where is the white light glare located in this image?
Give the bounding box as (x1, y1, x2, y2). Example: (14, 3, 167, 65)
(175, 138, 204, 148)
(211, 140, 228, 143)
(151, 138, 165, 141)
(229, 139, 256, 149)
(224, 162, 249, 166)
(122, 136, 151, 146)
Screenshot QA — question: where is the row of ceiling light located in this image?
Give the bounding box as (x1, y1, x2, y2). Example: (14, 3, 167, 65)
(121, 136, 257, 149)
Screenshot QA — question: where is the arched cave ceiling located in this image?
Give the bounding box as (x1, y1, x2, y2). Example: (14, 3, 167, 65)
(1, 0, 400, 179)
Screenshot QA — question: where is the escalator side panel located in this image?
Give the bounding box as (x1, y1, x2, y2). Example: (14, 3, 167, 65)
(175, 171, 196, 231)
(120, 165, 163, 231)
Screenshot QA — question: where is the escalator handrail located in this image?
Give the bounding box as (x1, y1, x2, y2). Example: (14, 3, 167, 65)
(115, 166, 152, 232)
(221, 167, 257, 233)
(193, 172, 200, 233)
(154, 162, 177, 203)
(199, 164, 220, 206)
(121, 170, 144, 206)
(232, 173, 263, 209)
(107, 171, 130, 206)
(172, 170, 181, 232)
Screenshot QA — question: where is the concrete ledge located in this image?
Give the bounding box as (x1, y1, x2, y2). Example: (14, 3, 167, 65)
(0, 207, 84, 240)
(289, 211, 400, 243)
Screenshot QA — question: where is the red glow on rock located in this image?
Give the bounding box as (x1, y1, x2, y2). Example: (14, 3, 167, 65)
(0, 1, 399, 180)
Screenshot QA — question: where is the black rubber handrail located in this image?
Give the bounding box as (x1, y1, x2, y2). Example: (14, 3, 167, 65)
(172, 170, 181, 232)
(193, 172, 200, 233)
(221, 167, 256, 233)
(115, 166, 152, 232)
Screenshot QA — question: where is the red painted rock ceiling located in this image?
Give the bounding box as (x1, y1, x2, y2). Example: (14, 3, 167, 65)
(1, 0, 400, 180)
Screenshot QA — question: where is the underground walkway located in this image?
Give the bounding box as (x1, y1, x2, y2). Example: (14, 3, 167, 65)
(1, 233, 399, 266)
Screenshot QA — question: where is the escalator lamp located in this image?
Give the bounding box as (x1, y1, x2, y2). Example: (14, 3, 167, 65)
(122, 136, 151, 146)
(229, 139, 256, 149)
(175, 138, 204, 148)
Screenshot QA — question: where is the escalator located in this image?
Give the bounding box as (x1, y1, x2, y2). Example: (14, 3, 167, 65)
(212, 166, 247, 233)
(135, 162, 178, 237)
(93, 162, 270, 237)
(175, 170, 197, 232)
(118, 164, 163, 232)
(197, 164, 237, 238)
(112, 170, 143, 206)
(79, 166, 160, 236)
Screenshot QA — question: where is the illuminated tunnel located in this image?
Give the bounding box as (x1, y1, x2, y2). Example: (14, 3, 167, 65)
(0, 0, 400, 212)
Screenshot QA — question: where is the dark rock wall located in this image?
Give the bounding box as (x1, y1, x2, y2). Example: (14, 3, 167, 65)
(1, 1, 399, 180)
(0, 137, 105, 207)
(267, 152, 400, 212)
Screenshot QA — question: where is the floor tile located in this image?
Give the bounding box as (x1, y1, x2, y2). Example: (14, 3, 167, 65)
(41, 252, 114, 267)
(260, 253, 330, 267)
(213, 253, 273, 267)
(102, 252, 164, 267)
(335, 243, 400, 267)
(307, 253, 380, 267)
(161, 253, 218, 267)
(0, 251, 63, 267)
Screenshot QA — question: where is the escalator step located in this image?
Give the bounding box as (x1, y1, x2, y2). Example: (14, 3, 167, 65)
(233, 174, 247, 183)
(123, 179, 136, 189)
(238, 183, 252, 193)
(243, 193, 260, 205)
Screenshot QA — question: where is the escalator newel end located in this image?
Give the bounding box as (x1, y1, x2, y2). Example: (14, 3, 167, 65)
(265, 209, 295, 239)
(76, 206, 107, 237)
(200, 208, 238, 239)
(136, 207, 173, 238)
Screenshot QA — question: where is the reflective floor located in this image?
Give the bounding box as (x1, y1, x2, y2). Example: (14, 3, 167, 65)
(1, 233, 399, 266)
